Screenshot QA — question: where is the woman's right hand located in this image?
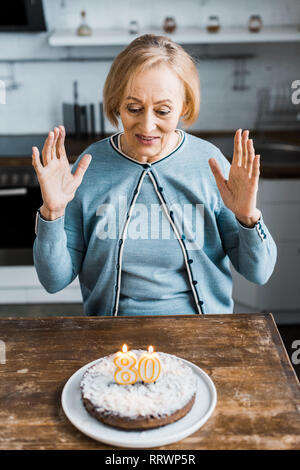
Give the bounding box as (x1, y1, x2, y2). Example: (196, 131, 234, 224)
(32, 125, 92, 220)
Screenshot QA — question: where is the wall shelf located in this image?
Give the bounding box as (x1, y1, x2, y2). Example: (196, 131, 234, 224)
(48, 26, 300, 47)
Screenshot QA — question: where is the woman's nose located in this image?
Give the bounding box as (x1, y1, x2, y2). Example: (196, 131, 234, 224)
(139, 109, 157, 133)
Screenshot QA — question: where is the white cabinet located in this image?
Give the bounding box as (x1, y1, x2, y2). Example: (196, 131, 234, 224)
(0, 266, 81, 304)
(232, 179, 300, 312)
(260, 204, 300, 241)
(256, 241, 300, 310)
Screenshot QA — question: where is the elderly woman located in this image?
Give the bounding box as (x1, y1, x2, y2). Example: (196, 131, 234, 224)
(32, 34, 276, 316)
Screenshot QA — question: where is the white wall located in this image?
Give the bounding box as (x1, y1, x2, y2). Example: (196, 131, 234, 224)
(0, 0, 300, 135)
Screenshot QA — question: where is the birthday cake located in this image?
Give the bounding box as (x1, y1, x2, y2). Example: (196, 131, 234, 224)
(80, 350, 197, 430)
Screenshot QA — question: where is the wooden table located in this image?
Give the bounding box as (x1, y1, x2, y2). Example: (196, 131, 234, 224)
(0, 314, 299, 450)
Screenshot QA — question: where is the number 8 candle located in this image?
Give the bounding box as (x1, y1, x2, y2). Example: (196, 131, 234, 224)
(114, 344, 138, 385)
(138, 345, 161, 383)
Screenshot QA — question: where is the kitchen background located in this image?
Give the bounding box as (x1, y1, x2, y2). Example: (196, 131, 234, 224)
(1, 0, 300, 134)
(0, 0, 300, 375)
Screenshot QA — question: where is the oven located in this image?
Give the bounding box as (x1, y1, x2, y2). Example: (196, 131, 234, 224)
(0, 166, 43, 265)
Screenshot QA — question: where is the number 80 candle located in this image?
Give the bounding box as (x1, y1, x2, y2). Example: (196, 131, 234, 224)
(138, 345, 162, 383)
(114, 344, 138, 385)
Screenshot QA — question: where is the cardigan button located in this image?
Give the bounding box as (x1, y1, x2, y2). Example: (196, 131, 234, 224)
(182, 234, 186, 240)
(188, 259, 193, 264)
(192, 280, 198, 285)
(159, 187, 164, 192)
(119, 239, 123, 246)
(198, 300, 204, 306)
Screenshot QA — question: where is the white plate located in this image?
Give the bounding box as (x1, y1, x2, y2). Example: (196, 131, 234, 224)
(61, 356, 217, 449)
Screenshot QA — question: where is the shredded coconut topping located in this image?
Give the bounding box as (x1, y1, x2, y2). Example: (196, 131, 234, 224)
(80, 350, 197, 419)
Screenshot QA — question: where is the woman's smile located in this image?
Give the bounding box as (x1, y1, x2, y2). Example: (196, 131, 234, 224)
(135, 134, 160, 145)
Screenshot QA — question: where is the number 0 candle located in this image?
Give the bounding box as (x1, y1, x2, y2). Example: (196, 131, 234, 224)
(138, 346, 162, 383)
(114, 344, 138, 385)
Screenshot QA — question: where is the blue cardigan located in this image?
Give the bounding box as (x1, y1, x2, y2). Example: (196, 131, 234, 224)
(33, 131, 277, 316)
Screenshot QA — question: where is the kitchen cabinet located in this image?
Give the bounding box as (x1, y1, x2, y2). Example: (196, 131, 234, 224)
(0, 266, 81, 304)
(232, 178, 300, 313)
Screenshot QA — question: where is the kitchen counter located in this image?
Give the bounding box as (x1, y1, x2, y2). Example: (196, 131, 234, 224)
(0, 313, 299, 450)
(200, 131, 300, 179)
(0, 134, 99, 165)
(0, 131, 299, 178)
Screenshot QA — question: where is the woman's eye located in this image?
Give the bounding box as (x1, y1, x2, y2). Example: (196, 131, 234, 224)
(156, 110, 170, 116)
(128, 108, 141, 113)
(127, 107, 171, 116)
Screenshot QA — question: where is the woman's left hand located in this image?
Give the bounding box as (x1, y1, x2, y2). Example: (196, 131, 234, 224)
(208, 129, 261, 228)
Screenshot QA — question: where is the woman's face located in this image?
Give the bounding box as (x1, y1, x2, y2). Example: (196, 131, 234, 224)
(119, 63, 186, 162)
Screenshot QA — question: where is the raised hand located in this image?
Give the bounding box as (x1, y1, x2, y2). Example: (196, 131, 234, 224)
(208, 129, 261, 228)
(32, 125, 92, 220)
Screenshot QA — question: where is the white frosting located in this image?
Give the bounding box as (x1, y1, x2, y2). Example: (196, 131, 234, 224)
(80, 350, 197, 419)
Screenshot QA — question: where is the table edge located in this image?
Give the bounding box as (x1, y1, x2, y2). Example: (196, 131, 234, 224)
(0, 313, 272, 321)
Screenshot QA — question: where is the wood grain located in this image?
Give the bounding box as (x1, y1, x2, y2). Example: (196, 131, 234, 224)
(0, 314, 299, 449)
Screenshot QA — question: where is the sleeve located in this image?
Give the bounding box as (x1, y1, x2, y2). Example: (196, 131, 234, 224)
(214, 150, 277, 285)
(33, 163, 87, 294)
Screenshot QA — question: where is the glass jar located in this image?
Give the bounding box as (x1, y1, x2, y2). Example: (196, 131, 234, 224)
(163, 17, 177, 34)
(248, 15, 263, 33)
(77, 10, 92, 36)
(206, 15, 221, 33)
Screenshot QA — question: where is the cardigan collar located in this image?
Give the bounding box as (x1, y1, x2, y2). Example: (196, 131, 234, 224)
(109, 129, 186, 167)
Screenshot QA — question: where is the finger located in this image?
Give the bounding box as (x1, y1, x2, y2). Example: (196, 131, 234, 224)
(32, 146, 43, 175)
(42, 131, 54, 166)
(246, 139, 255, 176)
(232, 128, 242, 167)
(251, 154, 260, 180)
(209, 158, 227, 194)
(51, 127, 59, 160)
(57, 125, 67, 161)
(242, 130, 249, 168)
(73, 154, 92, 186)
